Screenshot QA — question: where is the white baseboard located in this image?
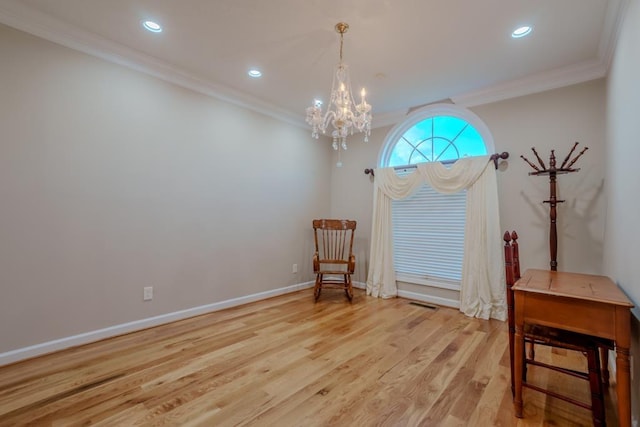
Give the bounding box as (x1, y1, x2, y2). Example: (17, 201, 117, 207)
(0, 281, 315, 367)
(397, 289, 460, 309)
(0, 281, 455, 366)
(354, 282, 459, 309)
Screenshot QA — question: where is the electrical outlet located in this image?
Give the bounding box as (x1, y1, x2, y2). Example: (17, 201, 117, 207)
(143, 286, 153, 301)
(292, 263, 298, 274)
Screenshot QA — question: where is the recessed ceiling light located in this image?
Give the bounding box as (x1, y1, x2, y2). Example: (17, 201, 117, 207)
(512, 26, 532, 38)
(142, 20, 162, 33)
(248, 69, 262, 78)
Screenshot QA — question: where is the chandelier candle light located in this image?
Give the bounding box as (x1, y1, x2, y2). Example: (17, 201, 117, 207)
(306, 22, 372, 167)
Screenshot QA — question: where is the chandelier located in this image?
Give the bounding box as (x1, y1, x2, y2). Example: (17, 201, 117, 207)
(306, 22, 372, 166)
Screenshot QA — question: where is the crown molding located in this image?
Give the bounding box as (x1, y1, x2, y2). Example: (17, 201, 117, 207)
(451, 0, 626, 108)
(351, 56, 608, 129)
(598, 0, 630, 71)
(0, 0, 627, 129)
(451, 58, 607, 108)
(371, 109, 410, 129)
(0, 0, 307, 129)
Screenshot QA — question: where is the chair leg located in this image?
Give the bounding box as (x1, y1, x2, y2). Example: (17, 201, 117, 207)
(587, 347, 606, 426)
(314, 274, 322, 302)
(600, 346, 610, 386)
(523, 340, 529, 381)
(508, 326, 515, 397)
(523, 341, 534, 381)
(528, 341, 536, 360)
(344, 274, 353, 301)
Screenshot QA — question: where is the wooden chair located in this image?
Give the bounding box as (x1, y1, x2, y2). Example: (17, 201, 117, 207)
(312, 219, 356, 301)
(504, 231, 612, 426)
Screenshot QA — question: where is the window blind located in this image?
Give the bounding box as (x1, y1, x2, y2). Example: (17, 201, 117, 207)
(391, 178, 466, 287)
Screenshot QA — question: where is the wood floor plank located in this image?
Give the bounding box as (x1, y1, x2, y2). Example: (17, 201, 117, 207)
(0, 289, 618, 426)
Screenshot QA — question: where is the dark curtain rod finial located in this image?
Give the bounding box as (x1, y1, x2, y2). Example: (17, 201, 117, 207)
(490, 152, 509, 169)
(364, 168, 375, 177)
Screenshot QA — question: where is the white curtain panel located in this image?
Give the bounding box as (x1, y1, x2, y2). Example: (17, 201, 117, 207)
(366, 156, 506, 321)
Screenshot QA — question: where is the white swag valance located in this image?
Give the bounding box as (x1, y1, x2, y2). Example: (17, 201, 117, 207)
(366, 155, 506, 321)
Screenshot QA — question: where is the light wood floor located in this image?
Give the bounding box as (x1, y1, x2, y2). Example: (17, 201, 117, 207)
(0, 289, 618, 426)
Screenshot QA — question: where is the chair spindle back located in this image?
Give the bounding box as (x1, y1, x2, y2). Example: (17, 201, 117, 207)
(313, 219, 356, 264)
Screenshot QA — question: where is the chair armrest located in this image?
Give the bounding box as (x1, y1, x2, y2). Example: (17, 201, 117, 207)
(348, 254, 356, 273)
(313, 252, 319, 272)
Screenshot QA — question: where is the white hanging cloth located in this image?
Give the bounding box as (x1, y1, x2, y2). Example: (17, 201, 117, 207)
(366, 156, 506, 321)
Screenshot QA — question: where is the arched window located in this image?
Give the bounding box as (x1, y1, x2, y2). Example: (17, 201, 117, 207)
(380, 104, 493, 166)
(380, 104, 493, 288)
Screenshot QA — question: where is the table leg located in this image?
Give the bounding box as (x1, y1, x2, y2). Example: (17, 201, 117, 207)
(514, 323, 524, 418)
(616, 346, 631, 427)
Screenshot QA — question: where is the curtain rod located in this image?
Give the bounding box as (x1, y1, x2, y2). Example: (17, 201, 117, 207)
(364, 152, 509, 177)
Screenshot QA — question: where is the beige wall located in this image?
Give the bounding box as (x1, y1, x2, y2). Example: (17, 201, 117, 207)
(0, 23, 331, 354)
(474, 79, 607, 274)
(604, 0, 640, 420)
(329, 125, 392, 284)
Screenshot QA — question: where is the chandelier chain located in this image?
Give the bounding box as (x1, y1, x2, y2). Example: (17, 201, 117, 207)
(337, 23, 346, 62)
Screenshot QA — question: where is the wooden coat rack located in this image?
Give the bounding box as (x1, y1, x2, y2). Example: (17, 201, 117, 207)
(521, 142, 588, 271)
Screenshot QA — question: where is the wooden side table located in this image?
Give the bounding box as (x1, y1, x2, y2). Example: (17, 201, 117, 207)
(512, 269, 634, 426)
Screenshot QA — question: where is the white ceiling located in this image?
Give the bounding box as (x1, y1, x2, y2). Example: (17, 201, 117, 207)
(0, 0, 627, 128)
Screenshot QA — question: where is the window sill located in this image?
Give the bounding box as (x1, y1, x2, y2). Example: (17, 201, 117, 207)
(395, 273, 461, 291)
